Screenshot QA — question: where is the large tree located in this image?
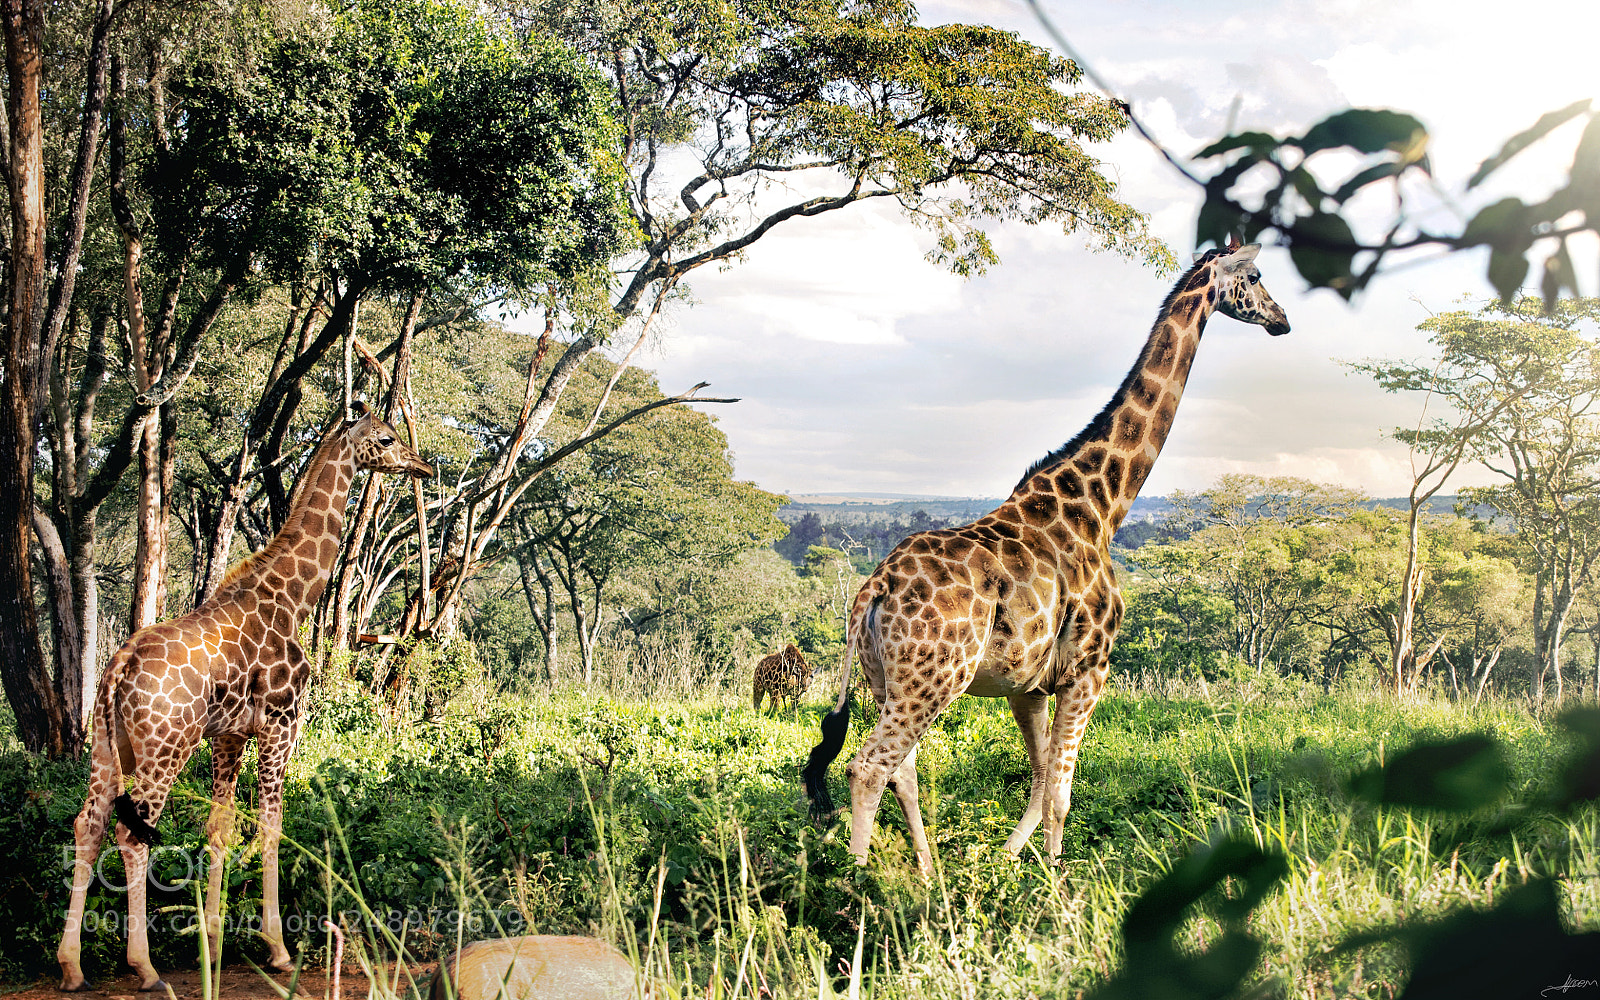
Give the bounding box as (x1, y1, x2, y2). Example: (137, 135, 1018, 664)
(372, 0, 1172, 643)
(1450, 300, 1600, 702)
(1150, 476, 1366, 672)
(1350, 306, 1561, 695)
(512, 358, 785, 681)
(1353, 298, 1600, 702)
(1, 0, 635, 756)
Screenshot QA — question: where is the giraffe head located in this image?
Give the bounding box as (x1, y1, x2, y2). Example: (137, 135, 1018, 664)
(348, 401, 435, 478)
(1198, 242, 1291, 336)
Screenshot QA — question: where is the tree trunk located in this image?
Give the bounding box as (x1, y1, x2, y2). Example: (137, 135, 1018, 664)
(0, 0, 76, 756)
(1472, 639, 1504, 706)
(327, 291, 423, 652)
(195, 281, 358, 604)
(518, 548, 560, 682)
(129, 410, 166, 628)
(1391, 506, 1424, 697)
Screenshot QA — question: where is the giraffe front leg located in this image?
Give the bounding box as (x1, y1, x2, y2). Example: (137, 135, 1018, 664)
(1002, 691, 1050, 856)
(256, 718, 301, 972)
(1042, 665, 1108, 858)
(204, 735, 248, 963)
(58, 747, 119, 991)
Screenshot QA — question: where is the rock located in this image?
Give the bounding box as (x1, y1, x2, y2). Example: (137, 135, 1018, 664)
(430, 936, 641, 1000)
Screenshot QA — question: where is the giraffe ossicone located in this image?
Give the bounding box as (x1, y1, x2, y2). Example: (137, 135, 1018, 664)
(801, 243, 1291, 872)
(57, 403, 433, 993)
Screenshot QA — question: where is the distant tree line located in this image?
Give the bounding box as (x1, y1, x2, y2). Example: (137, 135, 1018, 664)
(1117, 297, 1600, 705)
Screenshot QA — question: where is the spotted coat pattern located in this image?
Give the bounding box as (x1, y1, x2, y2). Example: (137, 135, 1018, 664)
(58, 405, 433, 992)
(808, 243, 1291, 872)
(752, 644, 817, 711)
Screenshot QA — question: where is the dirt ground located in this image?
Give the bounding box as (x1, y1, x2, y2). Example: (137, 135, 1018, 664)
(2, 964, 436, 1000)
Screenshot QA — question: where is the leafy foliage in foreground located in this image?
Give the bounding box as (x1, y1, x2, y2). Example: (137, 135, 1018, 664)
(3, 683, 1596, 996)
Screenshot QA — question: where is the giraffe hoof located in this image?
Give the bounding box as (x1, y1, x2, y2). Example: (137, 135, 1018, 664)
(137, 978, 170, 992)
(58, 977, 90, 992)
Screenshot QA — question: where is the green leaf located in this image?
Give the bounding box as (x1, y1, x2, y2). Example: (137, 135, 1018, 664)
(1287, 166, 1324, 206)
(1348, 733, 1509, 811)
(1195, 158, 1256, 249)
(1286, 211, 1357, 293)
(1539, 239, 1577, 313)
(1554, 706, 1600, 805)
(1467, 98, 1592, 189)
(1194, 196, 1244, 252)
(1573, 110, 1600, 188)
(1297, 108, 1428, 156)
(1090, 835, 1287, 1000)
(1392, 880, 1600, 1000)
(1194, 130, 1278, 159)
(1459, 197, 1527, 248)
(1332, 161, 1403, 203)
(1488, 247, 1529, 303)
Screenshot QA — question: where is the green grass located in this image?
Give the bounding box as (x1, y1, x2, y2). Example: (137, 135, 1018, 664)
(4, 673, 1595, 997)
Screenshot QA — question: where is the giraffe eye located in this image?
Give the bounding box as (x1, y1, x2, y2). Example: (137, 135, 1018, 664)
(1248, 273, 1260, 285)
(379, 436, 394, 447)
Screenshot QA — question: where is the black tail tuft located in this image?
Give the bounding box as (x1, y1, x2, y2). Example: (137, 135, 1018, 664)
(801, 694, 852, 821)
(114, 793, 161, 846)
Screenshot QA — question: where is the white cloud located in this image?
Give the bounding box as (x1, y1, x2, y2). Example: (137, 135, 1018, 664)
(646, 0, 1600, 501)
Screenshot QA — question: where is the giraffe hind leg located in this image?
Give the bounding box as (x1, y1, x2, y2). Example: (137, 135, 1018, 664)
(204, 734, 249, 965)
(117, 782, 179, 991)
(846, 694, 954, 866)
(887, 747, 933, 874)
(59, 723, 121, 991)
(1002, 691, 1050, 855)
(119, 722, 201, 991)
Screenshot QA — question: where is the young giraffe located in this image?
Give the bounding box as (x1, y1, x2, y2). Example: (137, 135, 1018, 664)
(58, 402, 433, 992)
(752, 643, 817, 712)
(802, 242, 1290, 871)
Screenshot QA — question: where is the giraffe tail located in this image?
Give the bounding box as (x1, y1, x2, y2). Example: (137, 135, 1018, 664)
(114, 793, 161, 846)
(98, 644, 159, 846)
(801, 595, 874, 820)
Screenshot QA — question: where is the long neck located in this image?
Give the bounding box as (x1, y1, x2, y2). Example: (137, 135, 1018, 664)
(223, 427, 356, 622)
(1015, 262, 1219, 538)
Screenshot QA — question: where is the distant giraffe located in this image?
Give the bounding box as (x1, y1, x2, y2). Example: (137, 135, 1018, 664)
(753, 643, 817, 711)
(802, 242, 1290, 871)
(58, 403, 433, 991)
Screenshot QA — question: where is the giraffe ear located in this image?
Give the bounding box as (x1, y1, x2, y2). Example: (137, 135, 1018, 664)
(1222, 243, 1262, 269)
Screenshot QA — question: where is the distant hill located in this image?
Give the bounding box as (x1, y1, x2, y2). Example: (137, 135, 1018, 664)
(778, 493, 1000, 526)
(773, 492, 1481, 567)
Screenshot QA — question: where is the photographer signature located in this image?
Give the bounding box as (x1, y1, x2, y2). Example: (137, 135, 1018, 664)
(1544, 975, 1599, 996)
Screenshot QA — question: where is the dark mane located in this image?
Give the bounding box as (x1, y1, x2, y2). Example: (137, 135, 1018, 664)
(1012, 250, 1222, 493)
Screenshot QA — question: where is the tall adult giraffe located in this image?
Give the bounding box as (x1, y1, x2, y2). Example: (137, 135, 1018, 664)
(58, 403, 433, 991)
(802, 241, 1290, 871)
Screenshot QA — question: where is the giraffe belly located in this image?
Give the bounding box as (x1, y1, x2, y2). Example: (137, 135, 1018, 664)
(203, 682, 256, 737)
(963, 591, 1070, 698)
(963, 668, 1035, 698)
(964, 650, 1061, 698)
